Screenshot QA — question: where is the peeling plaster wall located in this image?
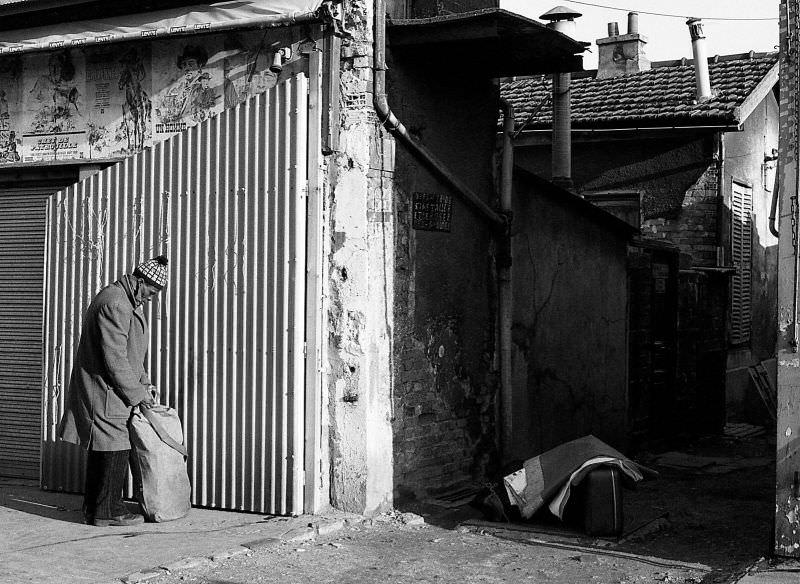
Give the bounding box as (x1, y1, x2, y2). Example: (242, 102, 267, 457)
(388, 51, 500, 500)
(326, 0, 394, 515)
(509, 175, 630, 460)
(775, 0, 800, 557)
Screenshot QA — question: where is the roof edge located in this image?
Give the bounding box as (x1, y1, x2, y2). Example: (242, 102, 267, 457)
(505, 50, 779, 83)
(732, 61, 780, 124)
(514, 166, 638, 236)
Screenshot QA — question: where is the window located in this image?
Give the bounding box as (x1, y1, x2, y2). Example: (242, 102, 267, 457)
(730, 180, 753, 344)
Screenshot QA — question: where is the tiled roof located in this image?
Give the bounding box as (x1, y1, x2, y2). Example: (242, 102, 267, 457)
(501, 52, 778, 131)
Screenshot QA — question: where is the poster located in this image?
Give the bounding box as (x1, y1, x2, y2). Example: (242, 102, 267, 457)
(220, 30, 280, 109)
(85, 46, 152, 158)
(21, 49, 88, 162)
(152, 38, 223, 137)
(0, 29, 295, 165)
(0, 57, 22, 163)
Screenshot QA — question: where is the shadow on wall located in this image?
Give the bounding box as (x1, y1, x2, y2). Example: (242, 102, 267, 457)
(509, 172, 631, 461)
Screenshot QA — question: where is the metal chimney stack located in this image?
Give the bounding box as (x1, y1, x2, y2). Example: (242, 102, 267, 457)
(687, 18, 712, 101)
(540, 6, 582, 188)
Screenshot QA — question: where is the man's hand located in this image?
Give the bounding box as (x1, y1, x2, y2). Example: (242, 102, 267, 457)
(139, 395, 156, 409)
(139, 385, 158, 409)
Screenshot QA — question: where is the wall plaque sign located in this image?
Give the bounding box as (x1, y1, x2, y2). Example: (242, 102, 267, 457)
(412, 192, 452, 232)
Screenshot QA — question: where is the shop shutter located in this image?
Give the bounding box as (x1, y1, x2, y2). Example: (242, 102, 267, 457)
(731, 181, 753, 344)
(0, 189, 47, 479)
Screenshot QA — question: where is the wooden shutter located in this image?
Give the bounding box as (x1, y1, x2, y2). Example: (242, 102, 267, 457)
(730, 181, 753, 344)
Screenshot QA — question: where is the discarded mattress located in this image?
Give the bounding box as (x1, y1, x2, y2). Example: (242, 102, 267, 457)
(503, 435, 652, 520)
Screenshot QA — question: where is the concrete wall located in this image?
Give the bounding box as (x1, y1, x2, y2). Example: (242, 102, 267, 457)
(326, 0, 395, 515)
(388, 49, 501, 500)
(723, 92, 779, 418)
(516, 105, 779, 424)
(509, 175, 630, 460)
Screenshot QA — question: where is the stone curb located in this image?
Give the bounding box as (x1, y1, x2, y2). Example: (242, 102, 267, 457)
(118, 517, 351, 583)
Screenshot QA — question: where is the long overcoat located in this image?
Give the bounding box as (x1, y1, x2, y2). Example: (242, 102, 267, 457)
(57, 276, 152, 451)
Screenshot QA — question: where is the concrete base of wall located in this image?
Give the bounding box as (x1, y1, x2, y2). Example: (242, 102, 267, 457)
(725, 356, 775, 426)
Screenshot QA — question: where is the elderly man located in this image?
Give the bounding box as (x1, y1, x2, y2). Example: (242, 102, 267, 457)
(57, 255, 169, 526)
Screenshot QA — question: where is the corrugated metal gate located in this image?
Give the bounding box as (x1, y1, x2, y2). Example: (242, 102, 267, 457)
(42, 72, 312, 514)
(0, 189, 48, 479)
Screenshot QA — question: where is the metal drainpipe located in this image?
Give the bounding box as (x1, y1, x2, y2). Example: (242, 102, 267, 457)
(371, 0, 505, 231)
(716, 132, 726, 265)
(551, 72, 572, 187)
(770, 163, 781, 238)
(499, 98, 514, 460)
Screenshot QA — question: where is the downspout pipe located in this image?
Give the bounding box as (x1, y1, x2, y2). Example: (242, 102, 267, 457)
(372, 0, 506, 231)
(716, 132, 725, 265)
(498, 98, 515, 460)
(770, 161, 780, 238)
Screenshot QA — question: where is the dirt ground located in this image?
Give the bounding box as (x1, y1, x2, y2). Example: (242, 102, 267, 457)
(146, 432, 776, 584)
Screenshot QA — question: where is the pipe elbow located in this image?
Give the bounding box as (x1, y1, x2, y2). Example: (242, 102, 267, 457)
(373, 93, 402, 134)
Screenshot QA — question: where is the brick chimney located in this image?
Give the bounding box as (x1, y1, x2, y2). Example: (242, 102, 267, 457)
(596, 12, 651, 79)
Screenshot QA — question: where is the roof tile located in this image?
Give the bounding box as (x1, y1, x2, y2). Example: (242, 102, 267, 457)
(502, 52, 777, 130)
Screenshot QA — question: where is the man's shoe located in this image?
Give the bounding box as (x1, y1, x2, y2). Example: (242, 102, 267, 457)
(92, 513, 145, 527)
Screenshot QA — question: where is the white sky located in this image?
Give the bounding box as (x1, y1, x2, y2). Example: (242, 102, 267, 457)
(500, 0, 779, 69)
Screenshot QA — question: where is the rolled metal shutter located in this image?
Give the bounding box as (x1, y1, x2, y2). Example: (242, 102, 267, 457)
(0, 189, 47, 479)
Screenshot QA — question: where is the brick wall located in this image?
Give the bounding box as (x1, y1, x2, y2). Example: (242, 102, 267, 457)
(392, 199, 498, 499)
(780, 1, 796, 176)
(642, 165, 719, 267)
(388, 54, 500, 501)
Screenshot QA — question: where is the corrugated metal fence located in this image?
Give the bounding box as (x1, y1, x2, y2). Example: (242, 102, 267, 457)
(42, 72, 310, 515)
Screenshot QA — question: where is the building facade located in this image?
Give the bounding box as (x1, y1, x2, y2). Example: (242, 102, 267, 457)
(0, 0, 589, 515)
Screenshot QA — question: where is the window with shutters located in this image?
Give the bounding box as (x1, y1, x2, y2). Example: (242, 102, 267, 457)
(730, 180, 753, 344)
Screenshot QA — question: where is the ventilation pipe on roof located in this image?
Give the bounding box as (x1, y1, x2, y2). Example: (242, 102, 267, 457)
(540, 6, 582, 189)
(687, 18, 712, 101)
(628, 11, 639, 35)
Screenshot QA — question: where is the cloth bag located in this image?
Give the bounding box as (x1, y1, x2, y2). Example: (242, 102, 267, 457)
(129, 405, 191, 522)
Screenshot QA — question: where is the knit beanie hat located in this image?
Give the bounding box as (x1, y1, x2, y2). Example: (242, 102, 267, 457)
(133, 255, 169, 289)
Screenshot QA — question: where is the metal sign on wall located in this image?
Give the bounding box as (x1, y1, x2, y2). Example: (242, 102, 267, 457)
(412, 191, 452, 232)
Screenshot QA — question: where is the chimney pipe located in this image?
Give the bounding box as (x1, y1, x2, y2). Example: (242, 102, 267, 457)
(628, 12, 639, 35)
(687, 18, 712, 101)
(540, 6, 582, 188)
(607, 22, 618, 36)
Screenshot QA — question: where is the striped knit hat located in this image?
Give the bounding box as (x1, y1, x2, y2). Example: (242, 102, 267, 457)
(133, 255, 169, 289)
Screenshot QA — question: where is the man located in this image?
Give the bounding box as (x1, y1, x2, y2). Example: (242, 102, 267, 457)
(57, 255, 169, 526)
